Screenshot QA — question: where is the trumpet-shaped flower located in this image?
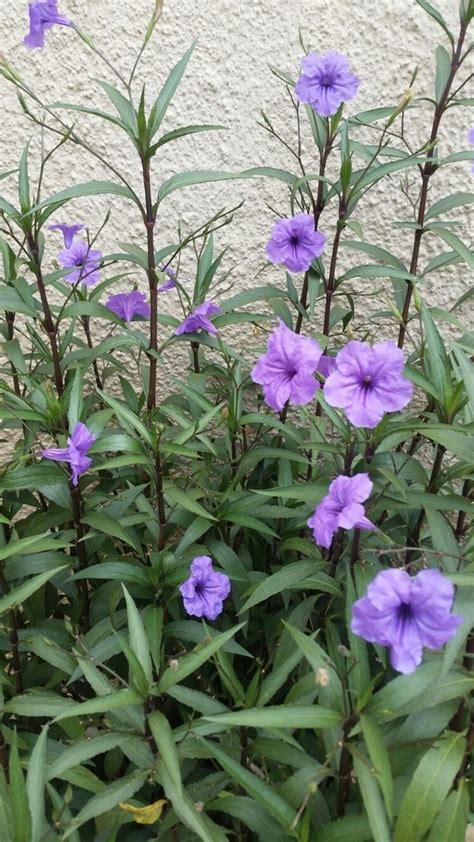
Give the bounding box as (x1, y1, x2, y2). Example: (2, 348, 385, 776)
(266, 213, 326, 273)
(307, 473, 374, 549)
(24, 0, 71, 49)
(180, 556, 231, 620)
(295, 50, 359, 117)
(41, 422, 96, 486)
(351, 568, 462, 674)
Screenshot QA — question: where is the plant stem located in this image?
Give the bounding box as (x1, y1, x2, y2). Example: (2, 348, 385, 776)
(70, 484, 90, 632)
(406, 443, 446, 563)
(455, 479, 472, 540)
(322, 206, 345, 338)
(0, 567, 23, 695)
(142, 157, 158, 411)
(26, 234, 64, 398)
(397, 20, 468, 349)
(335, 714, 358, 817)
(81, 316, 103, 390)
(191, 341, 201, 373)
(295, 135, 332, 335)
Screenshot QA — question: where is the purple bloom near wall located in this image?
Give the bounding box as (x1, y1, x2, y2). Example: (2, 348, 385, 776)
(266, 213, 326, 273)
(307, 473, 374, 549)
(351, 568, 462, 674)
(106, 291, 151, 323)
(24, 0, 71, 49)
(175, 301, 222, 336)
(179, 556, 231, 620)
(58, 240, 102, 287)
(468, 127, 474, 144)
(41, 422, 96, 486)
(49, 223, 84, 249)
(317, 354, 337, 379)
(324, 340, 413, 428)
(158, 263, 177, 292)
(251, 319, 323, 411)
(295, 50, 359, 117)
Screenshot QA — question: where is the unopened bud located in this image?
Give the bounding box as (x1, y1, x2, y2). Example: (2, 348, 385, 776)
(169, 659, 179, 671)
(337, 644, 351, 658)
(194, 801, 205, 813)
(315, 667, 330, 687)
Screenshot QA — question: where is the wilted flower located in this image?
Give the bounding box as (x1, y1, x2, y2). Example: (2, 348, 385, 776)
(40, 421, 96, 486)
(266, 213, 326, 273)
(158, 263, 177, 292)
(323, 340, 413, 428)
(295, 50, 359, 117)
(307, 473, 374, 549)
(251, 319, 323, 412)
(175, 301, 222, 336)
(179, 556, 231, 620)
(351, 568, 462, 674)
(105, 291, 151, 323)
(58, 240, 102, 287)
(24, 0, 72, 49)
(49, 222, 84, 249)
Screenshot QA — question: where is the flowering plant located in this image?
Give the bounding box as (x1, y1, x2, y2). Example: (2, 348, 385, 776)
(0, 1, 473, 839)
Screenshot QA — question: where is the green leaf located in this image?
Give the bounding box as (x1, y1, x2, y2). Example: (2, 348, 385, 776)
(26, 727, 48, 842)
(62, 771, 148, 839)
(353, 753, 391, 842)
(434, 45, 451, 102)
(96, 79, 137, 133)
(200, 737, 295, 828)
(0, 534, 69, 562)
(425, 191, 474, 220)
(31, 180, 140, 213)
(416, 0, 454, 43)
(67, 367, 83, 430)
(156, 623, 245, 694)
(154, 124, 225, 149)
(283, 622, 344, 712)
(18, 144, 31, 215)
(360, 714, 393, 819)
(48, 733, 145, 780)
(157, 169, 238, 203)
(394, 732, 466, 842)
(339, 264, 416, 283)
(0, 566, 68, 615)
(239, 560, 318, 613)
(427, 781, 469, 842)
(52, 688, 143, 722)
(122, 585, 153, 686)
(164, 482, 216, 521)
(148, 44, 195, 138)
(421, 306, 452, 403)
(340, 239, 406, 270)
(203, 705, 342, 729)
(430, 228, 474, 270)
(315, 816, 372, 842)
(9, 732, 31, 842)
(149, 712, 228, 842)
(367, 662, 474, 721)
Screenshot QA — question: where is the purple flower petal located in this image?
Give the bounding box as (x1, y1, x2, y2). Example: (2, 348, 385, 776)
(106, 291, 151, 323)
(266, 214, 326, 273)
(308, 473, 373, 549)
(295, 50, 359, 117)
(40, 422, 96, 486)
(24, 0, 71, 49)
(179, 555, 231, 621)
(351, 567, 463, 674)
(175, 301, 222, 336)
(49, 223, 84, 249)
(58, 240, 102, 287)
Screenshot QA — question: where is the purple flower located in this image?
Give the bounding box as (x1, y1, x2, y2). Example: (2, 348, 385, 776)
(351, 568, 462, 674)
(317, 354, 337, 379)
(251, 319, 323, 412)
(24, 0, 71, 49)
(323, 340, 413, 428)
(158, 263, 177, 293)
(266, 213, 326, 273)
(40, 422, 96, 486)
(468, 127, 474, 145)
(49, 222, 84, 249)
(175, 301, 222, 336)
(295, 50, 359, 117)
(307, 473, 374, 549)
(179, 556, 231, 620)
(105, 291, 151, 323)
(58, 240, 102, 287)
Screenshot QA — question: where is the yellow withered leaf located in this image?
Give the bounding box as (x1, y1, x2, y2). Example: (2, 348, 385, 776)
(119, 799, 167, 825)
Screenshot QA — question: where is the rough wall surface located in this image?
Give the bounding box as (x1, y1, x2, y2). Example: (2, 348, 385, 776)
(1, 0, 472, 382)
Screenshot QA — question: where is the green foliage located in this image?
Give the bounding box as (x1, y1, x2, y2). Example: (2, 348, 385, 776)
(0, 2, 472, 839)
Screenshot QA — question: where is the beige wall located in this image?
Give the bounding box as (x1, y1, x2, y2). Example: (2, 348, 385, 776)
(1, 0, 472, 376)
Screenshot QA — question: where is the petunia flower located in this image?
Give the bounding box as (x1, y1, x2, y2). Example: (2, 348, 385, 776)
(24, 0, 71, 49)
(295, 50, 359, 117)
(307, 473, 375, 549)
(49, 222, 84, 249)
(158, 263, 177, 292)
(266, 213, 326, 273)
(58, 240, 102, 287)
(351, 568, 462, 674)
(179, 556, 231, 620)
(40, 421, 96, 486)
(251, 319, 323, 412)
(323, 340, 413, 428)
(175, 301, 222, 336)
(105, 291, 151, 323)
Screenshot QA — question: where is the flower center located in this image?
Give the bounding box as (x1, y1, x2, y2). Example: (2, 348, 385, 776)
(289, 235, 300, 247)
(397, 601, 414, 622)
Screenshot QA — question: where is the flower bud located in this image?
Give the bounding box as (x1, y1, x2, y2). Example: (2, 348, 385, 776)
(315, 667, 330, 686)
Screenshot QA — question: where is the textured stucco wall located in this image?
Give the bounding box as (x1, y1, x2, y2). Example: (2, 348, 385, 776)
(1, 0, 472, 381)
